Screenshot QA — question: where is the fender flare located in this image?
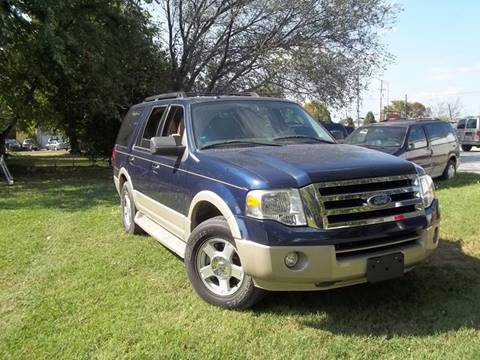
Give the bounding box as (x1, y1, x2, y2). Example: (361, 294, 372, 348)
(187, 190, 241, 239)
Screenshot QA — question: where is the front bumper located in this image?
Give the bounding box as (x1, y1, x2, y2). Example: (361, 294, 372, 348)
(235, 202, 440, 291)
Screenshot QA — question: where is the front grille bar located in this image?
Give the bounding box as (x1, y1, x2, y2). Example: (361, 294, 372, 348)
(302, 174, 425, 229)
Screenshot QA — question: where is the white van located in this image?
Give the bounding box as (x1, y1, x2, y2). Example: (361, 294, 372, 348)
(457, 117, 480, 151)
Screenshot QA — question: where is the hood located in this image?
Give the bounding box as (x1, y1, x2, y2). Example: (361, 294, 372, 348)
(194, 143, 417, 189)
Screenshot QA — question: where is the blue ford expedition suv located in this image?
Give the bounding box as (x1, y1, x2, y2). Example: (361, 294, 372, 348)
(113, 92, 440, 309)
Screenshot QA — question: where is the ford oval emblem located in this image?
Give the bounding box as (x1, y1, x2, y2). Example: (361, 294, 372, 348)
(367, 194, 392, 207)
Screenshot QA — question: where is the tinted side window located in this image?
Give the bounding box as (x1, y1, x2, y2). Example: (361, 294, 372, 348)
(425, 123, 447, 145)
(467, 118, 478, 129)
(407, 126, 427, 149)
(138, 106, 167, 148)
(440, 123, 456, 142)
(161, 106, 184, 139)
(457, 119, 466, 129)
(116, 106, 144, 147)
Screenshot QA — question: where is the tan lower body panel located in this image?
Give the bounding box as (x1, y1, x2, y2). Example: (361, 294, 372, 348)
(235, 224, 439, 291)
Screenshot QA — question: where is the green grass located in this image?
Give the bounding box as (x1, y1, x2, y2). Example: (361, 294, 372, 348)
(1, 164, 480, 359)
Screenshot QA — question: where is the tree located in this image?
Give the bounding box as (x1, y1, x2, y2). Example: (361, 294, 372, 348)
(383, 100, 430, 119)
(341, 117, 355, 128)
(1, 0, 172, 156)
(364, 111, 376, 124)
(155, 0, 399, 106)
(304, 101, 331, 124)
(432, 99, 463, 122)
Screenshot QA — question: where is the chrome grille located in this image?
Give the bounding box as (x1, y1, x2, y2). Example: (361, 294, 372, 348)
(304, 175, 424, 229)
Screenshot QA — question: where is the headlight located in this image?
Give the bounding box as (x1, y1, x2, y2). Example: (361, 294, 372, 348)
(418, 175, 435, 208)
(245, 189, 306, 226)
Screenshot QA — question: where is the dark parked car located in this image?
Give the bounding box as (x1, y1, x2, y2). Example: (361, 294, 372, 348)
(113, 92, 439, 309)
(323, 123, 349, 141)
(5, 139, 22, 151)
(345, 119, 460, 180)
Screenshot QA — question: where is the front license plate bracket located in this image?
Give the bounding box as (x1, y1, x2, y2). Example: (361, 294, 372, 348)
(367, 252, 404, 283)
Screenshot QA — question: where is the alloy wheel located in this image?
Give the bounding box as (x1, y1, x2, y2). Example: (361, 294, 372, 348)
(196, 238, 244, 296)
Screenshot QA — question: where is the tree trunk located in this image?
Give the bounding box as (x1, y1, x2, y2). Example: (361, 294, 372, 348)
(65, 117, 80, 154)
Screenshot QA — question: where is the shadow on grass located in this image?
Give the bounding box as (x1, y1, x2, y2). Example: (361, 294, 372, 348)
(256, 240, 480, 337)
(435, 172, 480, 190)
(0, 167, 117, 212)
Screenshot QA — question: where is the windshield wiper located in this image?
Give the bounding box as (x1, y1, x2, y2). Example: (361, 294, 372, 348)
(273, 135, 335, 144)
(200, 140, 281, 150)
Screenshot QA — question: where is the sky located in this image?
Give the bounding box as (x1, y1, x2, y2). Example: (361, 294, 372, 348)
(343, 0, 480, 122)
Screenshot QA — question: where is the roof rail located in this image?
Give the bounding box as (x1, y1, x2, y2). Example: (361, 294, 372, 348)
(144, 92, 187, 102)
(143, 91, 260, 102)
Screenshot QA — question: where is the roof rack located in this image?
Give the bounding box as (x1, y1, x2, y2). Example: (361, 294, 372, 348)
(144, 92, 187, 102)
(143, 91, 260, 102)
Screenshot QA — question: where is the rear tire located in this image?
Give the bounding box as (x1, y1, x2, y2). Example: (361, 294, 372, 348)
(185, 216, 266, 309)
(120, 182, 143, 235)
(441, 159, 456, 180)
(461, 145, 472, 152)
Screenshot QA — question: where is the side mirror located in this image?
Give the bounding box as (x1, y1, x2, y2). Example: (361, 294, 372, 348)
(150, 136, 185, 156)
(407, 142, 415, 151)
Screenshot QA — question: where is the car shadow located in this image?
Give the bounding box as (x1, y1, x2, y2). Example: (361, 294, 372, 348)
(255, 239, 480, 337)
(435, 172, 480, 190)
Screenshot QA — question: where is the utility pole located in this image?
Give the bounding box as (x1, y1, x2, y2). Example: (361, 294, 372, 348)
(379, 80, 384, 122)
(448, 103, 453, 122)
(356, 75, 361, 127)
(404, 94, 408, 119)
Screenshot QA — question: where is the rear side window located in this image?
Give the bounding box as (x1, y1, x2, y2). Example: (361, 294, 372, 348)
(467, 118, 478, 129)
(138, 106, 167, 148)
(407, 126, 427, 149)
(425, 123, 447, 145)
(440, 122, 456, 142)
(457, 119, 466, 129)
(116, 107, 144, 147)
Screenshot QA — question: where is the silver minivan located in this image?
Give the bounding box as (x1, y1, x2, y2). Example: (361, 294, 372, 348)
(457, 117, 480, 151)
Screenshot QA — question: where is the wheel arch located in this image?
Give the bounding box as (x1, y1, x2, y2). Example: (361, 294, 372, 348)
(188, 191, 241, 239)
(117, 167, 133, 193)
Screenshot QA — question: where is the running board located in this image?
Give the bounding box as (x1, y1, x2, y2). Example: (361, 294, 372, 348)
(134, 212, 186, 258)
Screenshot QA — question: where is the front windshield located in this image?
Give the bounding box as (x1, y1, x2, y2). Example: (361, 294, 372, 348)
(191, 100, 335, 149)
(345, 126, 407, 148)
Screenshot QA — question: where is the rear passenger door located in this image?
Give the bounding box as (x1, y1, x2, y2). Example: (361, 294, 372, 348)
(424, 123, 449, 177)
(405, 125, 432, 174)
(129, 105, 168, 198)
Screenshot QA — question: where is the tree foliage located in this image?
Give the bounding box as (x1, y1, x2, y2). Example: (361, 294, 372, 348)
(364, 111, 376, 124)
(156, 0, 399, 106)
(383, 100, 430, 119)
(341, 116, 355, 128)
(304, 100, 331, 124)
(1, 0, 172, 155)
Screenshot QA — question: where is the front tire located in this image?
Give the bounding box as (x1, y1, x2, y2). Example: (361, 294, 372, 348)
(461, 145, 472, 152)
(185, 216, 266, 309)
(120, 182, 143, 235)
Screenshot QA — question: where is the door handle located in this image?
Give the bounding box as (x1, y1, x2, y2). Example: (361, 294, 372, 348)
(152, 163, 160, 170)
(128, 156, 135, 162)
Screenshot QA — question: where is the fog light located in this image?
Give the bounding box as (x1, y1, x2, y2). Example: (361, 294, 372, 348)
(285, 252, 299, 268)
